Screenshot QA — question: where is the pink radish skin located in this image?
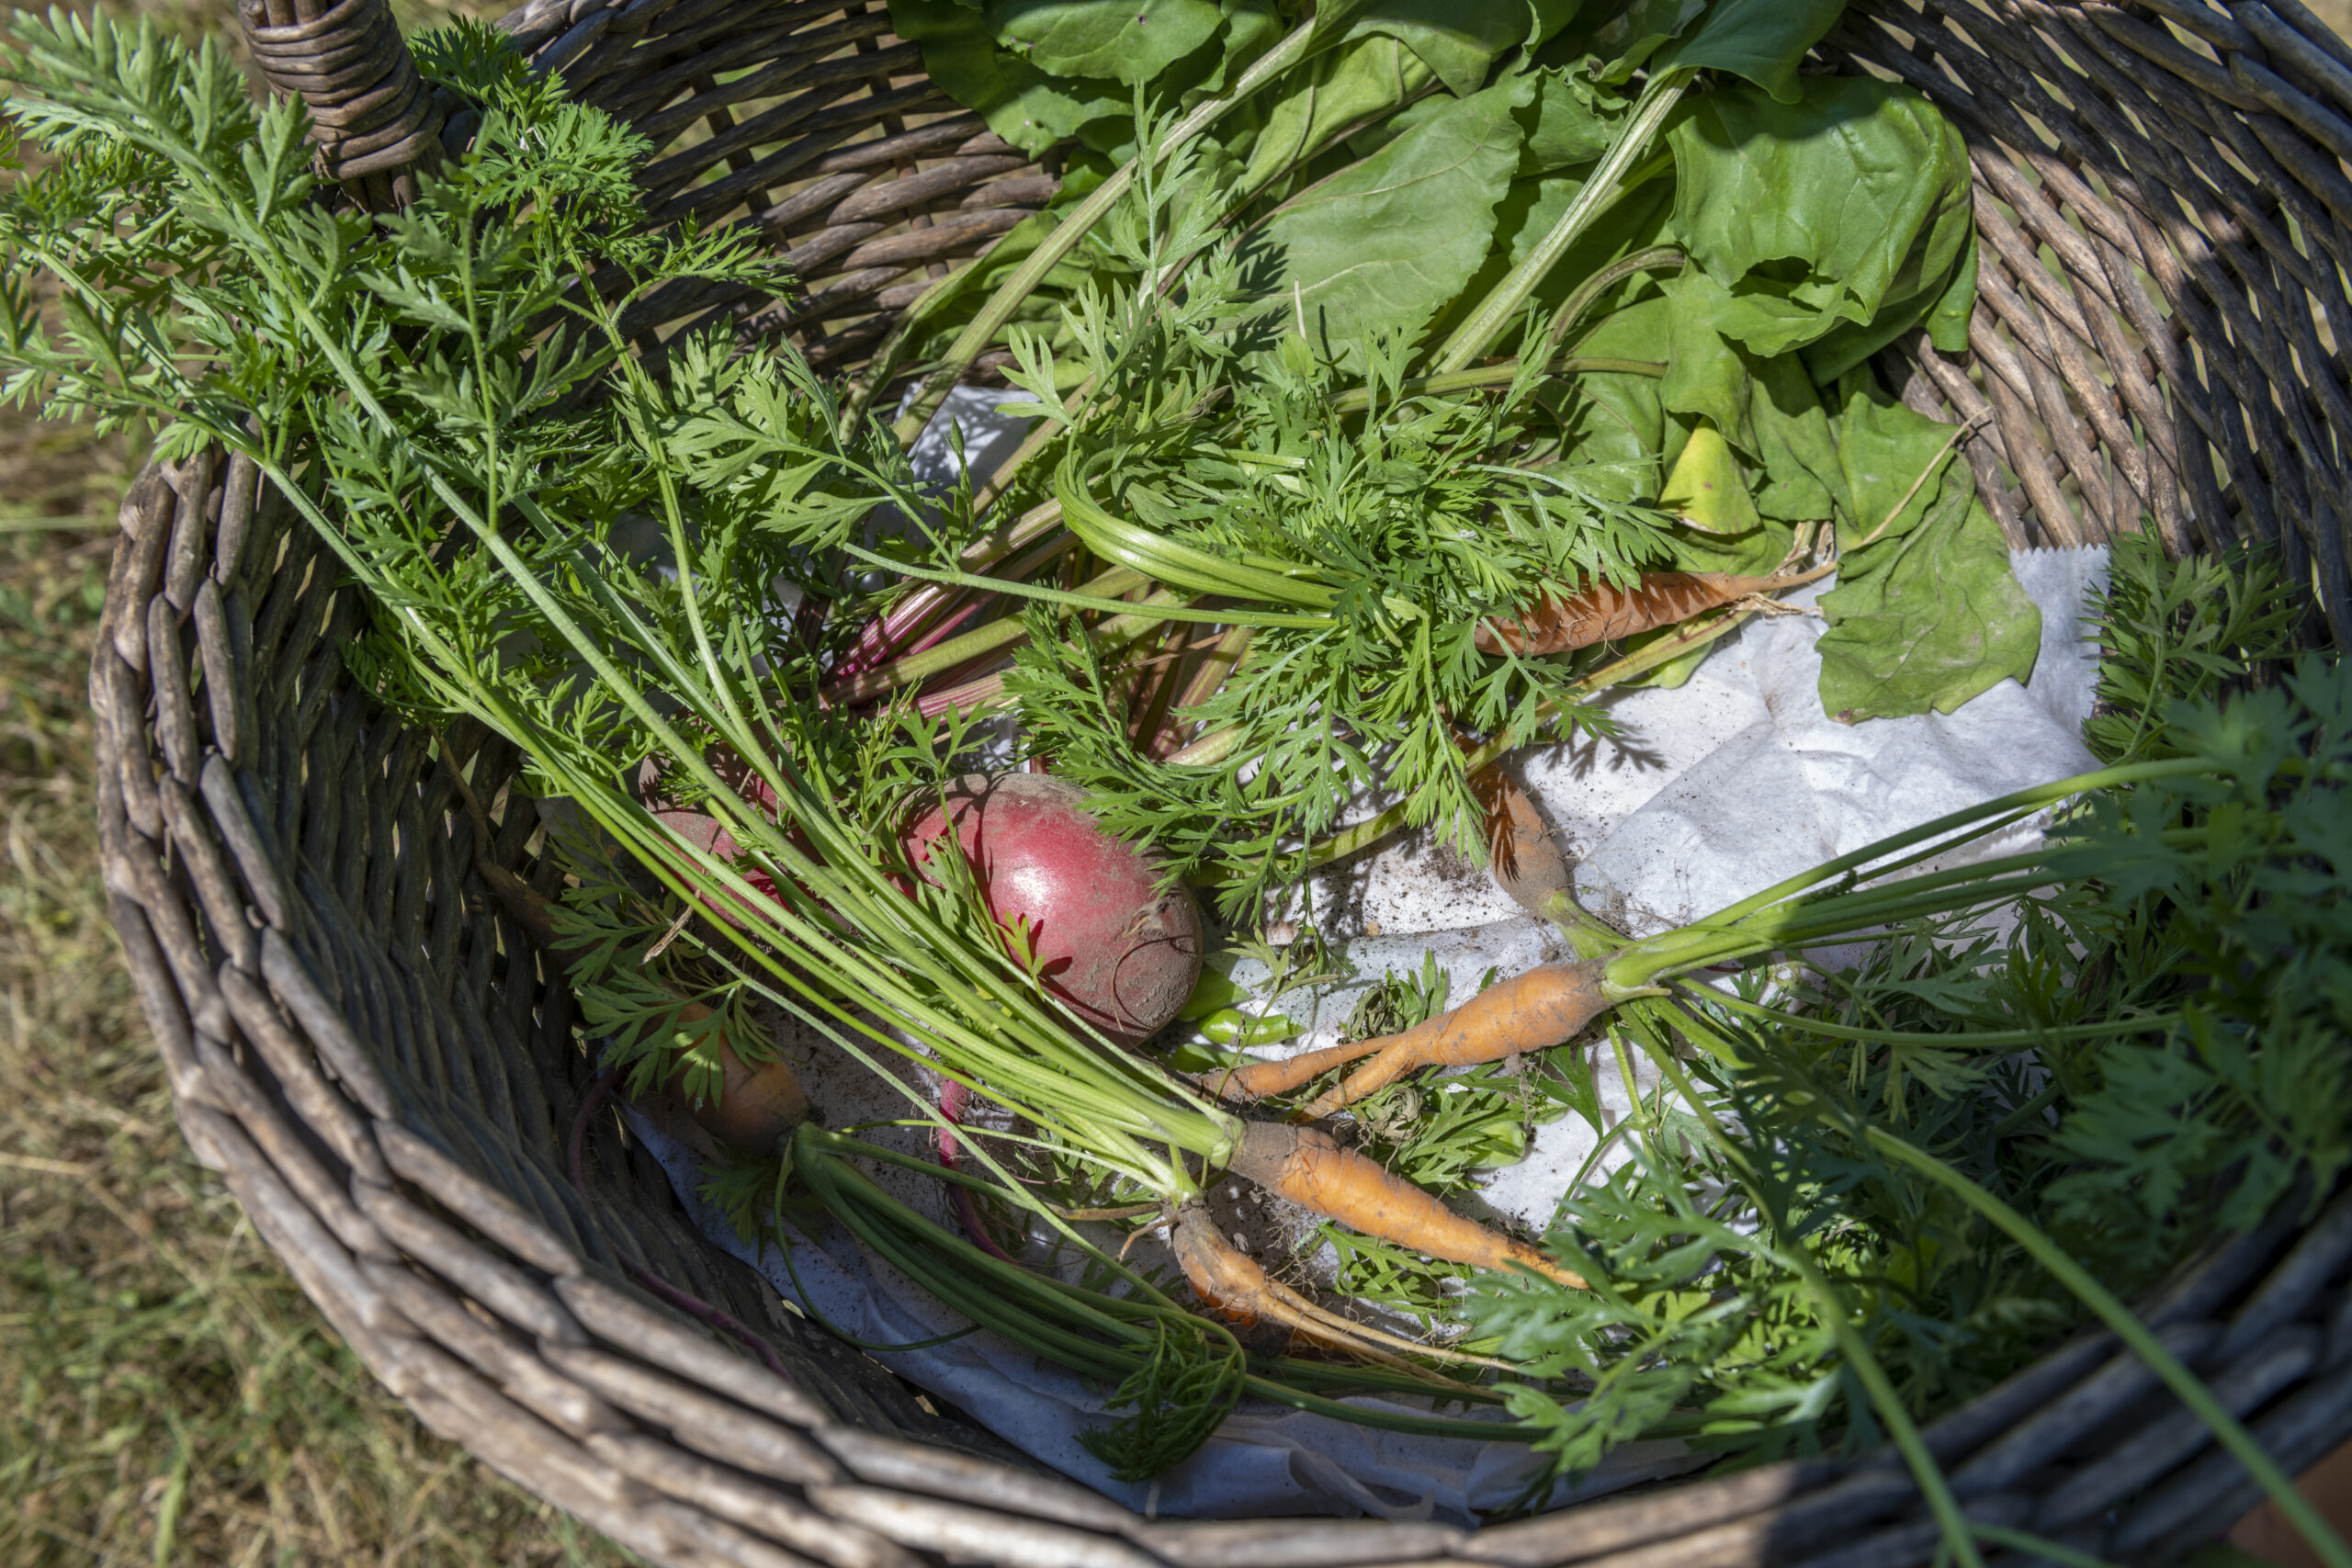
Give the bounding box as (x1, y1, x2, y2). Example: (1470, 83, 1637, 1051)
(904, 774, 1204, 1044)
(651, 808, 787, 913)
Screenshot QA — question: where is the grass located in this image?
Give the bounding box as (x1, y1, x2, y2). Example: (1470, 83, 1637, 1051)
(0, 423, 650, 1566)
(0, 2, 640, 1558)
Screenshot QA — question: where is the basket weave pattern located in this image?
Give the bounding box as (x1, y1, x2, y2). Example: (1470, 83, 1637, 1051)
(88, 2, 2352, 1563)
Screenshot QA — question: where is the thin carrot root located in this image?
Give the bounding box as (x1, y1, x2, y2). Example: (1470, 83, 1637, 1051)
(1478, 772, 1572, 918)
(1209, 952, 1614, 1107)
(1229, 1122, 1586, 1291)
(1295, 958, 1613, 1121)
(1207, 1033, 1389, 1101)
(1167, 1202, 1507, 1379)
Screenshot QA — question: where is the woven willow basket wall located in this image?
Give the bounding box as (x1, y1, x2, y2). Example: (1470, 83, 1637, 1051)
(86, 0, 2352, 1562)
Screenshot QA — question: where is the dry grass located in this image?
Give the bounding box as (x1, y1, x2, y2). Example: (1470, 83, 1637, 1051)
(0, 2, 637, 1560)
(0, 431, 650, 1567)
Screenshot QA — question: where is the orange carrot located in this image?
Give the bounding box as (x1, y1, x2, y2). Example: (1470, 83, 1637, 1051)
(1476, 566, 1828, 657)
(1228, 1122, 1584, 1289)
(1295, 960, 1612, 1119)
(660, 1005, 810, 1154)
(1217, 957, 1612, 1109)
(1479, 772, 1572, 918)
(1168, 1200, 1530, 1371)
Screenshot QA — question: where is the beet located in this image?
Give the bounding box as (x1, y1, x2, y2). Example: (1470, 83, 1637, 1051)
(903, 774, 1203, 1043)
(652, 808, 782, 906)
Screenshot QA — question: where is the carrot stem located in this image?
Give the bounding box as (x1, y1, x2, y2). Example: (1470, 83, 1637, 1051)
(1623, 1038, 1985, 1568)
(1193, 599, 1771, 885)
(826, 563, 1145, 704)
(891, 18, 1323, 443)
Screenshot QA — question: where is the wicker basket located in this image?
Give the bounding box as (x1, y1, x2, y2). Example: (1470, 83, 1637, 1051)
(89, 0, 2352, 1562)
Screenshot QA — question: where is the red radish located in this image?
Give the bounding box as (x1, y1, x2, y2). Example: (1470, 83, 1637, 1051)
(903, 774, 1203, 1044)
(652, 808, 783, 908)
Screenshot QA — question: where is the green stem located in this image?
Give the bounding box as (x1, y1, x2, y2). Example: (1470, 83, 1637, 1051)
(1432, 70, 1694, 374)
(839, 537, 1327, 628)
(1328, 354, 1665, 416)
(1541, 246, 1686, 357)
(892, 18, 1323, 446)
(825, 564, 1146, 703)
(1868, 1129, 2352, 1568)
(1971, 1525, 2127, 1568)
(1784, 1243, 1985, 1568)
(1690, 989, 2183, 1049)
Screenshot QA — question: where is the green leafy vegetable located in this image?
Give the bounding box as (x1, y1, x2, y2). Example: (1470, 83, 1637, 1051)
(1263, 73, 1529, 366)
(1813, 376, 2041, 720)
(1667, 76, 1972, 359)
(1001, 0, 1228, 83)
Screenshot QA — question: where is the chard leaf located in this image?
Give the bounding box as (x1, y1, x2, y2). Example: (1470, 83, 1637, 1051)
(1516, 70, 1614, 172)
(1628, 267, 1850, 524)
(1922, 220, 1978, 355)
(1797, 225, 1974, 386)
(1747, 348, 1844, 522)
(1655, 0, 1848, 102)
(1540, 290, 1676, 501)
(1262, 74, 1529, 367)
(891, 0, 1128, 152)
(1657, 265, 1752, 443)
(995, 0, 1226, 84)
(1815, 378, 2040, 721)
(1550, 0, 1706, 79)
(1234, 33, 1437, 199)
(1668, 77, 1971, 353)
(1203, 0, 1285, 93)
(1343, 0, 1562, 97)
(1429, 148, 1671, 351)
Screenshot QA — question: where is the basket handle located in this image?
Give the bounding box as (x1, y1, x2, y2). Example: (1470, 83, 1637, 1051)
(234, 0, 446, 212)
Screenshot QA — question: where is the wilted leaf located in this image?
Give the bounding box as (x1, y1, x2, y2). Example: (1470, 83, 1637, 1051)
(1815, 378, 2040, 719)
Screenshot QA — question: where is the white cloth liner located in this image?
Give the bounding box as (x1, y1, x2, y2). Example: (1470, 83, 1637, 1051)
(622, 396, 2114, 1522)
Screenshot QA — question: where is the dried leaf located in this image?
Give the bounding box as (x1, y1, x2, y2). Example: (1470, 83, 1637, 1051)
(1474, 569, 1788, 655)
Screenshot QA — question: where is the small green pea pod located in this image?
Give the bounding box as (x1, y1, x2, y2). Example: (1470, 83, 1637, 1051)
(1196, 1009, 1299, 1047)
(1176, 968, 1252, 1021)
